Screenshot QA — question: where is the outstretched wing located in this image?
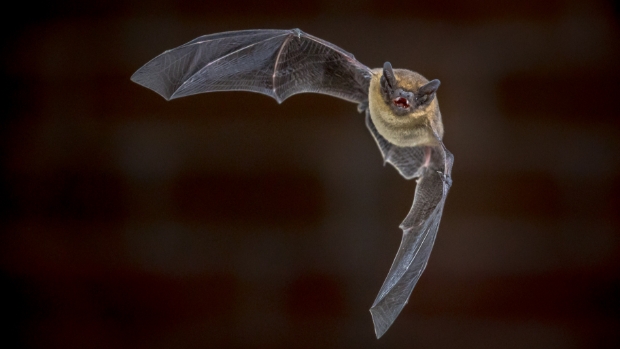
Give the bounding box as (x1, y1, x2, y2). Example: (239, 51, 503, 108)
(366, 114, 454, 338)
(131, 29, 373, 104)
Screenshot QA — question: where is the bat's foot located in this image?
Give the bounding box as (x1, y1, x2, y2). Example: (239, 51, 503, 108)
(357, 100, 369, 113)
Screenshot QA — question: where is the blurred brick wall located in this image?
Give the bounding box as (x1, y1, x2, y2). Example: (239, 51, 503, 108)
(2, 1, 619, 348)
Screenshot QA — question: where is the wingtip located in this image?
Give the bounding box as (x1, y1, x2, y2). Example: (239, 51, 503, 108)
(369, 307, 390, 339)
(130, 71, 174, 101)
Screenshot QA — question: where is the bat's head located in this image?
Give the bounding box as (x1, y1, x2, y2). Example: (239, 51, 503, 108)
(368, 63, 444, 147)
(380, 62, 440, 116)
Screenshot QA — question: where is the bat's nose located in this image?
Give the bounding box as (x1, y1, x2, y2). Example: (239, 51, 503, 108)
(399, 91, 413, 99)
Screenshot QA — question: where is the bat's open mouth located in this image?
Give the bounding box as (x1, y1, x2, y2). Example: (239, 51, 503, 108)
(393, 97, 410, 108)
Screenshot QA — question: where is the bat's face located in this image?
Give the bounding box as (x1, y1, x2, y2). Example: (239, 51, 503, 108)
(380, 64, 440, 116)
(368, 62, 443, 147)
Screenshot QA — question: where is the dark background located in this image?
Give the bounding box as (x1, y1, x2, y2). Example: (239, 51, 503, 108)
(2, 1, 619, 348)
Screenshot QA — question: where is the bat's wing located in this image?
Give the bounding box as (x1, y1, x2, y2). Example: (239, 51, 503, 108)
(366, 113, 454, 338)
(131, 29, 373, 104)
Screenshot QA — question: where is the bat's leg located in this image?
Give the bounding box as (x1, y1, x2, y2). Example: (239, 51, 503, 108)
(423, 146, 432, 168)
(357, 100, 369, 113)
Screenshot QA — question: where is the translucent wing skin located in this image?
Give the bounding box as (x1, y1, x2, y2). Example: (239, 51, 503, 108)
(131, 29, 373, 104)
(366, 114, 454, 338)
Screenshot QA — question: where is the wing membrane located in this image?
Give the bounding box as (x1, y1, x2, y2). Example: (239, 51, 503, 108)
(131, 29, 372, 104)
(368, 128, 454, 338)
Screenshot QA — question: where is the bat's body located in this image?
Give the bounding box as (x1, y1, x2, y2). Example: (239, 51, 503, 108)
(131, 29, 453, 338)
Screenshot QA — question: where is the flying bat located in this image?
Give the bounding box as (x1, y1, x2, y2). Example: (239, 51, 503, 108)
(131, 28, 453, 338)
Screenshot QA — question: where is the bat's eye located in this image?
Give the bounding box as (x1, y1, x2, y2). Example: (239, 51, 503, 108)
(393, 97, 410, 109)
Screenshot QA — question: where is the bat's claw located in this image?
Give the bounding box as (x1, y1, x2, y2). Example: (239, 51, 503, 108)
(357, 100, 369, 113)
(438, 171, 453, 187)
(292, 28, 303, 38)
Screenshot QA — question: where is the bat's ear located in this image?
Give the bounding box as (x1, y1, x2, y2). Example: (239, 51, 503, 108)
(419, 79, 440, 95)
(380, 62, 397, 101)
(381, 62, 396, 90)
(416, 79, 440, 106)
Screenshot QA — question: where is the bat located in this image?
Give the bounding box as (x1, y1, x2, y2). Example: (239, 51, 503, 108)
(131, 28, 453, 338)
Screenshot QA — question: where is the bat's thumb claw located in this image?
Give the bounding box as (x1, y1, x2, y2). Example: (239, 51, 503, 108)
(357, 101, 369, 113)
